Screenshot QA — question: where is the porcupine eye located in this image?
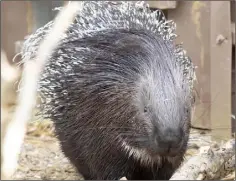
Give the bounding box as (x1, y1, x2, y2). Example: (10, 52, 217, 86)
(186, 109, 189, 114)
(144, 106, 148, 113)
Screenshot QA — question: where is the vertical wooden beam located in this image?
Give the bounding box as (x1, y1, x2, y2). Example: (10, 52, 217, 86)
(168, 1, 212, 129)
(1, 1, 28, 64)
(26, 1, 33, 34)
(148, 1, 177, 9)
(51, 1, 65, 18)
(232, 45, 235, 134)
(168, 1, 232, 141)
(31, 1, 52, 31)
(231, 0, 236, 135)
(210, 1, 232, 141)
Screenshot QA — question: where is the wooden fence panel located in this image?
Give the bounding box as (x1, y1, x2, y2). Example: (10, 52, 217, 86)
(148, 1, 177, 9)
(168, 1, 212, 129)
(210, 1, 232, 141)
(1, 1, 29, 64)
(168, 1, 232, 140)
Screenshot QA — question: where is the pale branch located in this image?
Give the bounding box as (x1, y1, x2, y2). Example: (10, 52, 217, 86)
(170, 139, 235, 180)
(1, 49, 21, 174)
(1, 2, 82, 179)
(1, 50, 20, 85)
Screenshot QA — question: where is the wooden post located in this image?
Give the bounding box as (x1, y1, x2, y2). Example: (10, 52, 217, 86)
(51, 1, 65, 18)
(168, 1, 232, 141)
(1, 1, 29, 64)
(147, 1, 177, 9)
(210, 1, 232, 141)
(31, 1, 52, 32)
(168, 1, 212, 129)
(231, 0, 236, 135)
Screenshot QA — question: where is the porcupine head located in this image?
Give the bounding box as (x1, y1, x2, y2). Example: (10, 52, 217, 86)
(21, 1, 196, 168)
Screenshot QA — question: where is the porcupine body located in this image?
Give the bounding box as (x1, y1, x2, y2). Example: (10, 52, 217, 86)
(21, 1, 195, 180)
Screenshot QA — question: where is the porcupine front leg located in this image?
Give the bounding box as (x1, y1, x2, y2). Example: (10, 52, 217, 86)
(88, 150, 132, 180)
(126, 157, 182, 180)
(57, 129, 130, 180)
(57, 135, 94, 179)
(126, 163, 157, 180)
(154, 157, 183, 180)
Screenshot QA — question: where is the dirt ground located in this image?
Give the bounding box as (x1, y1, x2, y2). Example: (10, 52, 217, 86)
(11, 120, 235, 180)
(12, 120, 82, 180)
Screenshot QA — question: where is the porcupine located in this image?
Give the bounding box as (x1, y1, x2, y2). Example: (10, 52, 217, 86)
(20, 1, 195, 180)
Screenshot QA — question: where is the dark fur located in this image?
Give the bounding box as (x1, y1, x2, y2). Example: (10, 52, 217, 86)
(38, 28, 193, 180)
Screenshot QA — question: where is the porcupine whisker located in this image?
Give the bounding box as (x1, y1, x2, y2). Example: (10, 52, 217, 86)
(119, 134, 150, 146)
(133, 137, 150, 143)
(119, 133, 142, 139)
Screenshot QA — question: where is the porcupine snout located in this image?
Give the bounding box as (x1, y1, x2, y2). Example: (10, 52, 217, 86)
(150, 126, 184, 157)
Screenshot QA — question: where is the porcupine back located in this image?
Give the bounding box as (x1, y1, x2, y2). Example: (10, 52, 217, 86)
(21, 1, 195, 120)
(20, 1, 195, 180)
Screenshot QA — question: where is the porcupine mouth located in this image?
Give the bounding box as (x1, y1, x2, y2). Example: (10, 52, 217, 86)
(146, 147, 180, 158)
(145, 139, 185, 158)
(124, 141, 181, 160)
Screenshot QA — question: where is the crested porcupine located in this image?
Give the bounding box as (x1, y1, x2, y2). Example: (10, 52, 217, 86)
(20, 1, 195, 180)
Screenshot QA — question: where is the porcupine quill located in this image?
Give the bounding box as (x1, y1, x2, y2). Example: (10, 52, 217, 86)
(20, 1, 196, 180)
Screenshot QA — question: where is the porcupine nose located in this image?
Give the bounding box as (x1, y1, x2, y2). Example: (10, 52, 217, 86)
(151, 127, 183, 157)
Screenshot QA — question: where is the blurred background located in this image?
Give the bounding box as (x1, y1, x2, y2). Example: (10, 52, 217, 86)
(1, 1, 235, 180)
